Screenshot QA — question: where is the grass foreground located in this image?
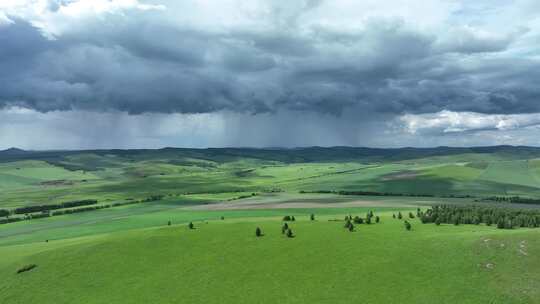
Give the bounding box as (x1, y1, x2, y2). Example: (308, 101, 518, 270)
(1, 211, 539, 304)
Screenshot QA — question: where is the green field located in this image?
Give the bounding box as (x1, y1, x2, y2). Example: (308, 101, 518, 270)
(1, 211, 539, 304)
(3, 147, 540, 208)
(1, 147, 540, 303)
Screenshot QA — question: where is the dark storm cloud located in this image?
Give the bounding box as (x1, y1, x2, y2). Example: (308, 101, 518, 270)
(0, 1, 539, 117)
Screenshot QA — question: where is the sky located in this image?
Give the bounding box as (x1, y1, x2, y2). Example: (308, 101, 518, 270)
(1, 0, 540, 149)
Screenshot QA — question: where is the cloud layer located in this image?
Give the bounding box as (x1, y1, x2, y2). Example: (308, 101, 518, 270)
(400, 110, 540, 134)
(1, 0, 540, 148)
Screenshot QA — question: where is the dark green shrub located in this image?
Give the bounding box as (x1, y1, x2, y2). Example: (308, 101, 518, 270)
(0, 209, 9, 218)
(17, 264, 37, 274)
(310, 214, 315, 221)
(283, 215, 291, 221)
(188, 222, 194, 229)
(353, 216, 363, 224)
(375, 216, 380, 223)
(255, 227, 262, 237)
(409, 212, 415, 219)
(286, 229, 294, 238)
(398, 212, 403, 220)
(404, 221, 412, 231)
(348, 223, 354, 232)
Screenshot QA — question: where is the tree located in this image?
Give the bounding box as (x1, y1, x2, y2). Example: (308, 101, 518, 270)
(409, 212, 415, 219)
(283, 215, 291, 221)
(497, 218, 505, 229)
(348, 223, 354, 232)
(375, 216, 380, 223)
(188, 222, 194, 229)
(344, 219, 352, 229)
(255, 227, 262, 237)
(435, 217, 441, 226)
(366, 216, 372, 225)
(353, 216, 363, 224)
(398, 212, 403, 220)
(221, 216, 225, 220)
(167, 221, 171, 226)
(392, 213, 396, 219)
(310, 214, 315, 221)
(404, 221, 412, 231)
(286, 229, 294, 238)
(282, 223, 289, 234)
(291, 216, 296, 221)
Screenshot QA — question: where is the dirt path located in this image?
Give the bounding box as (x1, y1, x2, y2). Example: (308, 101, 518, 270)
(186, 199, 415, 210)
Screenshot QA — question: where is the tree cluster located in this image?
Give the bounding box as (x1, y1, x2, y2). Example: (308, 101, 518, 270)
(282, 215, 296, 221)
(419, 205, 540, 229)
(344, 211, 379, 226)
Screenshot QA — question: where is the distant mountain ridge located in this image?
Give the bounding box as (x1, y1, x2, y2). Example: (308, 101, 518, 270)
(2, 145, 540, 165)
(0, 147, 28, 155)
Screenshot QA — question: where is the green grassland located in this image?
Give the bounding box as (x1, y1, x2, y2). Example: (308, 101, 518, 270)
(2, 147, 540, 303)
(1, 211, 538, 304)
(3, 147, 540, 208)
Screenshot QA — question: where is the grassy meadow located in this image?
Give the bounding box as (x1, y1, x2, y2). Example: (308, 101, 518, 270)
(4, 148, 540, 208)
(1, 212, 539, 304)
(1, 147, 540, 303)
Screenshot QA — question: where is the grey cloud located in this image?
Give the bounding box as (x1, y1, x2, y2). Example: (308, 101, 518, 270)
(1, 2, 539, 119)
(434, 27, 526, 54)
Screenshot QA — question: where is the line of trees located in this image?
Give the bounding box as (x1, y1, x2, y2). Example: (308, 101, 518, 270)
(13, 199, 98, 215)
(419, 205, 540, 229)
(477, 196, 540, 205)
(0, 195, 165, 225)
